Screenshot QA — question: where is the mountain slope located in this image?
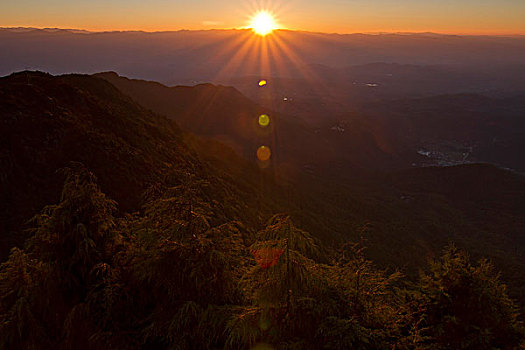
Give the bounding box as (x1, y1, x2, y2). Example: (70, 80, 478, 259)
(93, 71, 525, 304)
(2, 71, 525, 309)
(0, 71, 291, 259)
(95, 71, 411, 172)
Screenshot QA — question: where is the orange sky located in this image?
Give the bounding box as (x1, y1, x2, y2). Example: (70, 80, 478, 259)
(1, 0, 524, 35)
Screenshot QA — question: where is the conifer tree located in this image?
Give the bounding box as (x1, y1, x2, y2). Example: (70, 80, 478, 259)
(418, 245, 524, 350)
(228, 214, 323, 349)
(0, 163, 121, 349)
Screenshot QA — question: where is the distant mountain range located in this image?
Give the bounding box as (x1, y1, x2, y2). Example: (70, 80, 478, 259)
(2, 28, 524, 174)
(2, 28, 525, 85)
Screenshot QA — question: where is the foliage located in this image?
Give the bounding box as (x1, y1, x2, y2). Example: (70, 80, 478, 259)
(0, 162, 523, 349)
(418, 245, 525, 350)
(1, 72, 524, 349)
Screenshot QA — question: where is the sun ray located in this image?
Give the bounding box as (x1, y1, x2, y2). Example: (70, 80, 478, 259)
(270, 31, 334, 99)
(170, 33, 257, 136)
(193, 4, 336, 180)
(210, 31, 258, 82)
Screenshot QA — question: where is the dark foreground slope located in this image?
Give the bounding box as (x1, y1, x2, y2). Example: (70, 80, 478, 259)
(0, 71, 292, 259)
(3, 71, 524, 300)
(0, 72, 524, 349)
(0, 71, 191, 255)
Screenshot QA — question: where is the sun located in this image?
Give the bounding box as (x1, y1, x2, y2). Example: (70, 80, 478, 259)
(250, 11, 278, 36)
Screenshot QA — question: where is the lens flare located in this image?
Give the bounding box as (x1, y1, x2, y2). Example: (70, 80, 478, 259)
(250, 247, 283, 269)
(257, 145, 271, 161)
(258, 79, 267, 86)
(258, 114, 270, 127)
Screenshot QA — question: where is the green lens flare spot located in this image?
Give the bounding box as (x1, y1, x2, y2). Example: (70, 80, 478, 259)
(258, 114, 270, 127)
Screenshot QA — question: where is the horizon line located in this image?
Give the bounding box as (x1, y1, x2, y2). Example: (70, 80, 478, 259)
(1, 26, 524, 37)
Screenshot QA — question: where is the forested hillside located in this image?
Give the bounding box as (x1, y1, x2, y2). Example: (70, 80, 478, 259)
(93, 71, 525, 305)
(0, 72, 524, 349)
(0, 71, 290, 259)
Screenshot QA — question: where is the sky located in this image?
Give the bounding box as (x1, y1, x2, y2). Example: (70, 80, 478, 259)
(1, 0, 525, 35)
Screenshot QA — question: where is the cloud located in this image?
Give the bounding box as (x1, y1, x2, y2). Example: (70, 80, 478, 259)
(202, 21, 224, 26)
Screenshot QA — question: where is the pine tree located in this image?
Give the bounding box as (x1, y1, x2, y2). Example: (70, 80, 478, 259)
(418, 244, 525, 350)
(0, 163, 124, 349)
(228, 214, 324, 349)
(315, 226, 406, 350)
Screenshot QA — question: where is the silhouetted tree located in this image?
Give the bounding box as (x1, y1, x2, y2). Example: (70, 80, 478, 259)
(418, 244, 524, 350)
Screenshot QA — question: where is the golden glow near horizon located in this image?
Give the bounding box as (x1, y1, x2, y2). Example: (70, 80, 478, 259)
(249, 11, 278, 36)
(1, 1, 524, 34)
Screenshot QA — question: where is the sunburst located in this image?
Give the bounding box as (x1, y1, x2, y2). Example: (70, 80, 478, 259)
(249, 11, 278, 36)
